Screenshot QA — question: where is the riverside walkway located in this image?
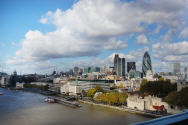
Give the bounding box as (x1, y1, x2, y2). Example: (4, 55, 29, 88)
(79, 100, 166, 117)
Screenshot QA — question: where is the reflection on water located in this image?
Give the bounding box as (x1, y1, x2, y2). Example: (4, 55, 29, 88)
(0, 88, 153, 125)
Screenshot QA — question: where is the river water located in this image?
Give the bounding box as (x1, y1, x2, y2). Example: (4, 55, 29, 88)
(0, 88, 153, 125)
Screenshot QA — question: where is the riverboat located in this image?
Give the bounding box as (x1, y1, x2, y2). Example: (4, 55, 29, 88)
(45, 97, 55, 103)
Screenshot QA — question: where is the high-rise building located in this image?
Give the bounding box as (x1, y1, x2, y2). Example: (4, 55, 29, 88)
(114, 54, 126, 77)
(142, 51, 152, 77)
(184, 66, 188, 81)
(127, 62, 136, 73)
(173, 63, 181, 75)
(74, 67, 79, 76)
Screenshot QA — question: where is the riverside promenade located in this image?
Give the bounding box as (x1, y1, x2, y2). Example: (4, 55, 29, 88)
(79, 100, 166, 117)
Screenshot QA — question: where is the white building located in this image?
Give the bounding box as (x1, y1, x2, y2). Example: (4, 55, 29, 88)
(144, 70, 157, 81)
(127, 95, 169, 111)
(60, 82, 81, 95)
(16, 82, 24, 89)
(116, 78, 142, 90)
(0, 76, 9, 87)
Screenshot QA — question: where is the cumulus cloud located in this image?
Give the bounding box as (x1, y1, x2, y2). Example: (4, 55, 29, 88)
(136, 34, 148, 45)
(152, 41, 188, 62)
(7, 0, 188, 73)
(104, 40, 127, 50)
(179, 27, 188, 38)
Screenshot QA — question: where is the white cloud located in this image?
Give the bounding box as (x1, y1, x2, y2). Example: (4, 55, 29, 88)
(40, 18, 48, 24)
(104, 40, 127, 50)
(154, 25, 162, 34)
(179, 27, 188, 38)
(7, 0, 188, 73)
(152, 41, 188, 62)
(163, 28, 175, 42)
(136, 34, 148, 45)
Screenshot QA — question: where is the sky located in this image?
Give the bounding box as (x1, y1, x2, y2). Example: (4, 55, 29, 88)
(0, 0, 188, 74)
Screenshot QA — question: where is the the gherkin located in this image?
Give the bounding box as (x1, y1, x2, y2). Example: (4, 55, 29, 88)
(142, 51, 152, 76)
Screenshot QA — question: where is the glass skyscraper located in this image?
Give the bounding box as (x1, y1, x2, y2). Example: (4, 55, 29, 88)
(142, 51, 152, 76)
(114, 54, 126, 77)
(127, 62, 136, 73)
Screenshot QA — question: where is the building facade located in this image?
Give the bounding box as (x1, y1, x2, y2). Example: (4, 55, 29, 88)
(184, 66, 188, 81)
(127, 62, 136, 73)
(74, 67, 79, 76)
(114, 54, 126, 77)
(142, 51, 152, 77)
(173, 63, 181, 75)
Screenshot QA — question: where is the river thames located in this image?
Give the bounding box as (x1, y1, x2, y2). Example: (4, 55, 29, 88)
(0, 88, 153, 125)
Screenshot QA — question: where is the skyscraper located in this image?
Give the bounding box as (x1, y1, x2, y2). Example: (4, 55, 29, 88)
(127, 62, 136, 73)
(114, 54, 126, 77)
(74, 67, 79, 76)
(184, 66, 188, 81)
(142, 51, 152, 76)
(173, 63, 180, 75)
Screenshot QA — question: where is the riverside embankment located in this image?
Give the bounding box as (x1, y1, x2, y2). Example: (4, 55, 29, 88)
(79, 100, 166, 117)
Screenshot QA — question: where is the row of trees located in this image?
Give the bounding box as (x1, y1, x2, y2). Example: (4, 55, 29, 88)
(87, 85, 104, 99)
(24, 84, 49, 91)
(95, 92, 128, 105)
(140, 79, 177, 97)
(165, 87, 188, 108)
(87, 85, 128, 106)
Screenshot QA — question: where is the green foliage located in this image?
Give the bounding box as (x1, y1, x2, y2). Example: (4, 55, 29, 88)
(23, 83, 49, 91)
(95, 85, 104, 92)
(95, 92, 128, 105)
(140, 79, 177, 97)
(165, 91, 179, 106)
(166, 87, 188, 108)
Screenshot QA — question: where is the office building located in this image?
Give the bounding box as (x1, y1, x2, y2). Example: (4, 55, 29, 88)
(184, 66, 188, 81)
(114, 54, 126, 77)
(74, 67, 79, 76)
(173, 63, 181, 75)
(127, 62, 136, 73)
(142, 51, 152, 77)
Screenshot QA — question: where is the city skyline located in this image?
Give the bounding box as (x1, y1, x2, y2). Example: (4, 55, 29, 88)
(1, 0, 188, 74)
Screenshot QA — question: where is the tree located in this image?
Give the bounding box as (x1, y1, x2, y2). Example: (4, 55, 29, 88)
(95, 85, 104, 92)
(165, 91, 179, 106)
(118, 83, 123, 88)
(87, 88, 97, 99)
(165, 87, 188, 108)
(140, 79, 177, 97)
(94, 91, 128, 105)
(118, 92, 128, 105)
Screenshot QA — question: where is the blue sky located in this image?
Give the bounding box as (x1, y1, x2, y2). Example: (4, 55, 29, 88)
(0, 0, 188, 74)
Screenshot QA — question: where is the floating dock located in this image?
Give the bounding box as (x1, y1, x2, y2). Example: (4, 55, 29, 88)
(54, 97, 81, 108)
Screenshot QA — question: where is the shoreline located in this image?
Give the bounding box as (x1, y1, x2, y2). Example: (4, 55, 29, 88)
(79, 100, 165, 117)
(0, 87, 169, 117)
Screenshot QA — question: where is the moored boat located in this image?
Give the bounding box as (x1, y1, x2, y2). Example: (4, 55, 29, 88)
(0, 92, 4, 95)
(45, 97, 55, 103)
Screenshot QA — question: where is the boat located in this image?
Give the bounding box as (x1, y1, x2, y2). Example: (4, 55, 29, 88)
(44, 97, 55, 103)
(0, 92, 4, 95)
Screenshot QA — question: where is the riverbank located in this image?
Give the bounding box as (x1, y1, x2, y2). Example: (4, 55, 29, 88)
(79, 100, 167, 117)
